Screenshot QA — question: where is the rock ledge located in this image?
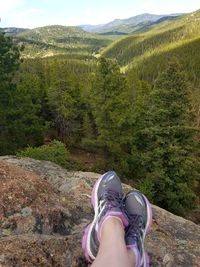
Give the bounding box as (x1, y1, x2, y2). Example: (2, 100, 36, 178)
(0, 156, 200, 267)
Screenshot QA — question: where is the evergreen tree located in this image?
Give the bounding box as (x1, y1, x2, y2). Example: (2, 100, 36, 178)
(14, 71, 49, 149)
(126, 71, 152, 178)
(91, 57, 133, 173)
(0, 33, 20, 154)
(81, 111, 96, 148)
(47, 78, 83, 145)
(0, 33, 46, 154)
(136, 62, 199, 215)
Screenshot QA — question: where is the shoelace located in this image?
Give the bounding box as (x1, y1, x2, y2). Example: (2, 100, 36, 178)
(98, 189, 124, 214)
(126, 214, 143, 243)
(102, 189, 124, 209)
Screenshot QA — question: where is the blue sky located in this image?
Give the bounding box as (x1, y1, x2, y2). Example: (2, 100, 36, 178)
(1, 0, 200, 28)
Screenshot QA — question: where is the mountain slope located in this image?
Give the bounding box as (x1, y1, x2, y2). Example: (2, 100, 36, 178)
(15, 25, 111, 58)
(101, 9, 200, 108)
(79, 13, 182, 34)
(102, 10, 200, 71)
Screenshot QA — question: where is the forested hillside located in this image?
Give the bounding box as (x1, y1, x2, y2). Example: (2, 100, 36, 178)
(103, 10, 200, 83)
(15, 25, 111, 58)
(1, 9, 200, 218)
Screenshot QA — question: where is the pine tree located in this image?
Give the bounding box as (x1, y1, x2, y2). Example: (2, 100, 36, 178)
(91, 57, 133, 173)
(0, 33, 46, 154)
(47, 78, 83, 145)
(136, 62, 199, 215)
(0, 33, 21, 154)
(14, 71, 48, 149)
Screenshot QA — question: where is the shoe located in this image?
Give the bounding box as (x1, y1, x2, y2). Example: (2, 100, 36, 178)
(82, 171, 128, 262)
(124, 189, 152, 267)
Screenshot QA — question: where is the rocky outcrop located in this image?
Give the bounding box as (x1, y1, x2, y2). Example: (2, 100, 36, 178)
(0, 156, 200, 267)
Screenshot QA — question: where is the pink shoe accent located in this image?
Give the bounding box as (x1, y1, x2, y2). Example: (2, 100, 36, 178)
(127, 246, 150, 267)
(127, 246, 141, 267)
(91, 174, 104, 208)
(143, 194, 152, 235)
(145, 252, 150, 267)
(81, 223, 93, 263)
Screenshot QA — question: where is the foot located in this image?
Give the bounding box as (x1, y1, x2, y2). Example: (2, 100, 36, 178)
(82, 171, 128, 262)
(124, 189, 152, 267)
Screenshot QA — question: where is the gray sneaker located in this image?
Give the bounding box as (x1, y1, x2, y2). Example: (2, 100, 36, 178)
(82, 171, 128, 262)
(124, 189, 152, 267)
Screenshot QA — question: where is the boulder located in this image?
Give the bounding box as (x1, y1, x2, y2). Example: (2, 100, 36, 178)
(0, 156, 199, 267)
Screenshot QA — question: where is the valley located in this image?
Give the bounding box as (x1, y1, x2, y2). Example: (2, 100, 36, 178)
(1, 9, 200, 218)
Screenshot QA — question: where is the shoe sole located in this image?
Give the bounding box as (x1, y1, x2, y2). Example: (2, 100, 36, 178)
(141, 193, 152, 267)
(82, 223, 93, 262)
(136, 191, 152, 267)
(82, 173, 104, 262)
(145, 252, 150, 267)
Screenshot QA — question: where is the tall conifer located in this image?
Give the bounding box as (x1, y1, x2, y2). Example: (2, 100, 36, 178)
(91, 57, 132, 173)
(137, 62, 199, 214)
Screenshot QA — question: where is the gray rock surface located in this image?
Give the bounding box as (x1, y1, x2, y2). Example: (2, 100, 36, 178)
(0, 156, 200, 267)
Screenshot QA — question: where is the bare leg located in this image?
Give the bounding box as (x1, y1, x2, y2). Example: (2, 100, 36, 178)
(91, 217, 135, 267)
(127, 249, 135, 266)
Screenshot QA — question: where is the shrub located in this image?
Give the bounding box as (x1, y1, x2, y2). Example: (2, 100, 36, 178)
(17, 140, 70, 168)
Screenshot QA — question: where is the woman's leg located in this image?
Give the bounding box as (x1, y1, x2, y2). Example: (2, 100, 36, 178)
(91, 217, 135, 267)
(82, 171, 152, 267)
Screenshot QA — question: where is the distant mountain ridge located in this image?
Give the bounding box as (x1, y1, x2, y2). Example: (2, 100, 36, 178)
(0, 13, 184, 38)
(0, 27, 28, 36)
(79, 13, 183, 34)
(0, 12, 187, 58)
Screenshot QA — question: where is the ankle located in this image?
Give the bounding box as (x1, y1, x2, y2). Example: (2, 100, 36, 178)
(100, 216, 124, 240)
(127, 248, 139, 267)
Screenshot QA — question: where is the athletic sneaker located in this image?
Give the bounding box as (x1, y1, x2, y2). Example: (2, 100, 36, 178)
(82, 171, 128, 262)
(124, 189, 152, 267)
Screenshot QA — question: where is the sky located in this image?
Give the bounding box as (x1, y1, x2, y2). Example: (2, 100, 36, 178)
(1, 0, 200, 29)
